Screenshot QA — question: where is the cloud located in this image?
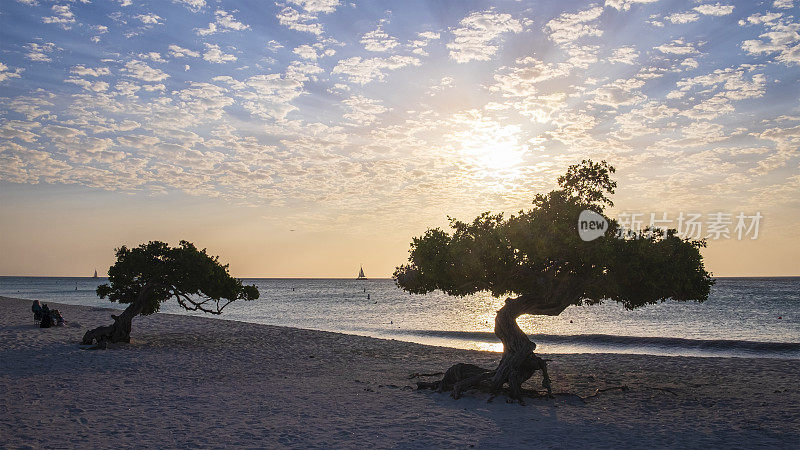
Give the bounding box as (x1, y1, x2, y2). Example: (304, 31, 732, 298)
(64, 77, 110, 92)
(361, 26, 400, 52)
(491, 57, 571, 97)
(654, 38, 699, 54)
(546, 6, 604, 45)
(173, 0, 205, 13)
(276, 6, 323, 35)
(665, 12, 699, 24)
(332, 55, 420, 84)
(605, 0, 659, 11)
(203, 44, 237, 63)
(694, 4, 735, 16)
(42, 5, 75, 29)
(123, 60, 169, 82)
(168, 44, 200, 58)
(741, 18, 800, 66)
(447, 10, 526, 63)
(293, 44, 319, 60)
(196, 10, 249, 36)
(609, 46, 639, 64)
(0, 61, 23, 83)
(24, 42, 58, 62)
(342, 95, 389, 125)
(136, 13, 163, 25)
(287, 0, 340, 14)
(773, 0, 794, 8)
(70, 65, 110, 77)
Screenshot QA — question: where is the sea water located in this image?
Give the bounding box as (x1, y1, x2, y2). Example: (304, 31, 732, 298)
(1, 276, 798, 359)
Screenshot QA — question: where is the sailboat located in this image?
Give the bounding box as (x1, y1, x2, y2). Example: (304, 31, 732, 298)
(356, 266, 367, 280)
(93, 269, 98, 279)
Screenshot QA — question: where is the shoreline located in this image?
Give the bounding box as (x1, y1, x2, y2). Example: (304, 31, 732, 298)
(1, 295, 799, 448)
(3, 292, 797, 361)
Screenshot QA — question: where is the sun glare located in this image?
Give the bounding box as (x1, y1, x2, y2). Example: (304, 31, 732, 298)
(455, 122, 526, 171)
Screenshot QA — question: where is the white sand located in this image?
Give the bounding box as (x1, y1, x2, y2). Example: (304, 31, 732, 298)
(1, 296, 798, 448)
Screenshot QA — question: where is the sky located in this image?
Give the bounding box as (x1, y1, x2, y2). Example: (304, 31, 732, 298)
(0, 0, 799, 278)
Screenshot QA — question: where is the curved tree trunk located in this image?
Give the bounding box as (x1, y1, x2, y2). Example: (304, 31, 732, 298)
(82, 283, 157, 348)
(446, 294, 571, 402)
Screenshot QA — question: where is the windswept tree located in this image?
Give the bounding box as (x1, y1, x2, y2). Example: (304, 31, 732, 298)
(83, 240, 259, 348)
(394, 160, 713, 401)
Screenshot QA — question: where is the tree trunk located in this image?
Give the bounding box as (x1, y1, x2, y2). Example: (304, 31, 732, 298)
(82, 283, 157, 348)
(447, 294, 570, 401)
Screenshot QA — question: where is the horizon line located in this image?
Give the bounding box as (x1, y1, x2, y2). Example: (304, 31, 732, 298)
(1, 275, 799, 279)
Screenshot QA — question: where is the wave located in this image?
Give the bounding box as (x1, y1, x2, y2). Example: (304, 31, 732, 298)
(394, 329, 800, 354)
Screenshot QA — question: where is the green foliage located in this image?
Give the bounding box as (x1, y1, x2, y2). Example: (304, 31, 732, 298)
(394, 160, 714, 310)
(97, 240, 259, 315)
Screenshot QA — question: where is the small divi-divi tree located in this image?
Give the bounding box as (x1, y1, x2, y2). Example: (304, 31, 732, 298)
(394, 160, 714, 401)
(82, 240, 259, 348)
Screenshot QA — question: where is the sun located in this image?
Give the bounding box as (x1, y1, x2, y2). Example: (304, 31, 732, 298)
(457, 123, 526, 171)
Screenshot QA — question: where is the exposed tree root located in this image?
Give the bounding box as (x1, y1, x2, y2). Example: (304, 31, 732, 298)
(415, 364, 649, 406)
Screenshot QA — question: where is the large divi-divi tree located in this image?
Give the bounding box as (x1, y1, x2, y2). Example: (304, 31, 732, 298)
(394, 160, 713, 401)
(82, 240, 259, 348)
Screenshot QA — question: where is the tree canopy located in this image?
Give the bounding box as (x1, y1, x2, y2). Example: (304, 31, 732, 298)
(96, 240, 259, 316)
(394, 160, 714, 311)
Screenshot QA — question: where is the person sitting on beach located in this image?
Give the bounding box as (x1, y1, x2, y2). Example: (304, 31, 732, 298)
(51, 309, 65, 326)
(39, 304, 52, 328)
(32, 300, 43, 323)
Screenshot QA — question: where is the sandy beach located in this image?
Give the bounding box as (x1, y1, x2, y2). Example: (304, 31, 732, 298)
(1, 295, 798, 448)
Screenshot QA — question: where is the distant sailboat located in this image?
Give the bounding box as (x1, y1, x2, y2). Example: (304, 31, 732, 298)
(93, 269, 98, 279)
(357, 266, 367, 280)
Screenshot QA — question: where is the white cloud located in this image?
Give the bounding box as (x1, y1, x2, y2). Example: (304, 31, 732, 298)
(342, 95, 389, 125)
(609, 46, 638, 64)
(694, 4, 735, 16)
(123, 60, 169, 82)
(42, 5, 75, 29)
(361, 26, 400, 52)
(24, 42, 58, 62)
(136, 13, 163, 25)
(266, 40, 284, 52)
(293, 44, 319, 60)
(70, 65, 110, 77)
(168, 44, 200, 58)
(605, 0, 659, 11)
(332, 55, 420, 84)
(203, 44, 237, 63)
(491, 57, 571, 97)
(64, 77, 110, 92)
(546, 6, 604, 45)
(665, 12, 699, 24)
(741, 19, 800, 66)
(276, 7, 323, 35)
(654, 38, 699, 55)
(773, 0, 794, 8)
(0, 61, 23, 83)
(287, 0, 340, 14)
(173, 0, 205, 12)
(447, 10, 526, 63)
(196, 10, 249, 36)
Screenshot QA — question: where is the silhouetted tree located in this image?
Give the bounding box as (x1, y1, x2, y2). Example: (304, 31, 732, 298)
(83, 240, 259, 348)
(394, 160, 713, 401)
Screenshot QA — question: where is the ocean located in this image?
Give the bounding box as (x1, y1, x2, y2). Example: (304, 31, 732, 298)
(1, 276, 798, 359)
